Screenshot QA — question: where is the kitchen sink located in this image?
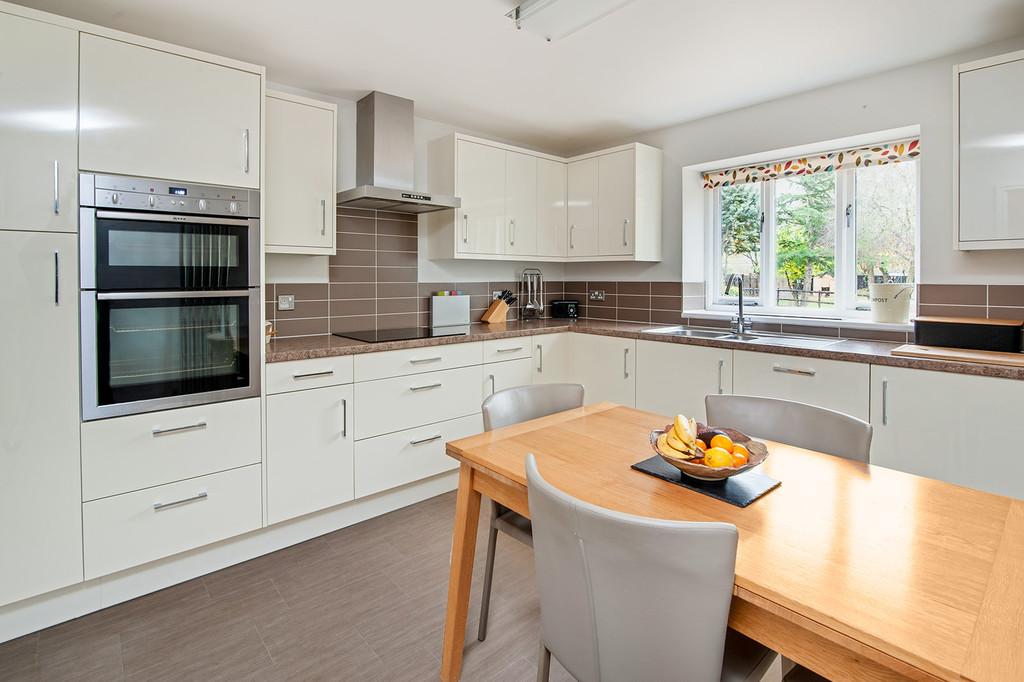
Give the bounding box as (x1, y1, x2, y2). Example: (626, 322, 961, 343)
(643, 326, 731, 339)
(717, 333, 841, 349)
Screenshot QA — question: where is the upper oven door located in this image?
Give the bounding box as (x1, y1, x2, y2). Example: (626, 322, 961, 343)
(81, 209, 259, 291)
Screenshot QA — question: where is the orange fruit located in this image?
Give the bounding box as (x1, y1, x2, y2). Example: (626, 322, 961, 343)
(695, 439, 707, 451)
(709, 434, 734, 453)
(704, 447, 733, 468)
(733, 443, 750, 458)
(731, 451, 749, 467)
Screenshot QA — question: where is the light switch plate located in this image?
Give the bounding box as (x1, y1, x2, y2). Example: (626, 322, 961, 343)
(277, 294, 295, 311)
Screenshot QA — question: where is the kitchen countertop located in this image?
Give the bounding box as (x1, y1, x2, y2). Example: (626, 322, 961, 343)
(265, 319, 1024, 380)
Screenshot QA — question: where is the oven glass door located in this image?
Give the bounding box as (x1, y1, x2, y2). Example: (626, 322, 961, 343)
(90, 211, 253, 290)
(86, 291, 256, 417)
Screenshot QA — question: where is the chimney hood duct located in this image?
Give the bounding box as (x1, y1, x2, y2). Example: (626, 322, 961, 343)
(335, 91, 460, 214)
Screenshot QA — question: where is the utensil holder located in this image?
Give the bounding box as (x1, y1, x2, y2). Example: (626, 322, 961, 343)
(480, 299, 509, 324)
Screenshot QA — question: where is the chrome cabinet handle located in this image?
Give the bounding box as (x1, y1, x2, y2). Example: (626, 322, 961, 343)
(463, 214, 469, 243)
(489, 374, 495, 395)
(341, 398, 348, 437)
(292, 369, 334, 380)
(570, 224, 575, 249)
(53, 160, 60, 214)
(717, 359, 724, 395)
(496, 346, 523, 353)
(410, 434, 443, 446)
(510, 218, 515, 246)
(410, 382, 442, 392)
(152, 420, 207, 436)
(622, 218, 629, 246)
(153, 491, 208, 511)
(321, 199, 326, 235)
(772, 365, 816, 377)
(537, 344, 543, 373)
(882, 379, 888, 426)
(242, 129, 250, 173)
(53, 251, 59, 305)
(410, 356, 443, 365)
(623, 348, 630, 379)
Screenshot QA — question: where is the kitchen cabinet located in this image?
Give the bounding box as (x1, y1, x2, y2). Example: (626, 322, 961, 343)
(0, 231, 82, 607)
(870, 366, 1024, 498)
(537, 158, 567, 257)
(958, 50, 1024, 249)
(505, 151, 538, 257)
(455, 138, 506, 255)
(0, 12, 77, 233)
(733, 350, 870, 421)
(355, 365, 483, 440)
(79, 33, 262, 189)
(265, 91, 337, 255)
(483, 358, 534, 399)
(267, 384, 354, 524)
(567, 157, 600, 257)
(598, 148, 636, 256)
(570, 334, 636, 406)
(635, 341, 732, 422)
(533, 333, 572, 384)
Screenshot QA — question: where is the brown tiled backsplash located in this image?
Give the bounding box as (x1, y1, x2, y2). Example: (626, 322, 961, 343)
(917, 283, 1024, 322)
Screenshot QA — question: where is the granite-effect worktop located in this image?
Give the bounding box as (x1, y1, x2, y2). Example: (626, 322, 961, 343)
(265, 319, 1024, 380)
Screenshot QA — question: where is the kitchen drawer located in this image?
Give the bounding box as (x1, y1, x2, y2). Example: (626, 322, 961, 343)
(354, 414, 482, 498)
(354, 365, 483, 440)
(354, 341, 482, 382)
(482, 336, 533, 363)
(81, 398, 261, 501)
(266, 356, 354, 394)
(83, 464, 262, 579)
(732, 350, 870, 421)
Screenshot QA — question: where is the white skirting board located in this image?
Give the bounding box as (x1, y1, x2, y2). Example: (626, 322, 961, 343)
(0, 470, 458, 644)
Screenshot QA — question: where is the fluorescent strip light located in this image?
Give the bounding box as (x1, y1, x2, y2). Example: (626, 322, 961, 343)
(508, 0, 638, 41)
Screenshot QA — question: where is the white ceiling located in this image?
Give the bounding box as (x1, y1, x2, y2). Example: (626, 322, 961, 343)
(13, 0, 1024, 154)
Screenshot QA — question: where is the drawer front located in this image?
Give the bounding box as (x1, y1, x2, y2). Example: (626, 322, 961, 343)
(266, 356, 355, 394)
(354, 414, 482, 498)
(733, 350, 870, 421)
(354, 365, 483, 440)
(354, 341, 482, 382)
(83, 464, 262, 579)
(482, 336, 532, 363)
(81, 398, 261, 501)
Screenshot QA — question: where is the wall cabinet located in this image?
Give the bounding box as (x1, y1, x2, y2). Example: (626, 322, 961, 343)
(454, 138, 506, 255)
(533, 333, 572, 384)
(265, 91, 337, 255)
(505, 151, 538, 257)
(537, 159, 568, 257)
(635, 341, 732, 422)
(567, 157, 599, 257)
(0, 12, 77, 233)
(597, 148, 636, 256)
(0, 231, 82, 607)
(958, 50, 1024, 249)
(569, 334, 636, 406)
(79, 34, 261, 188)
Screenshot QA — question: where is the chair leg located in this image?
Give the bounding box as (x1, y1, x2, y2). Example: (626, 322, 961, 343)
(477, 524, 499, 641)
(536, 642, 551, 682)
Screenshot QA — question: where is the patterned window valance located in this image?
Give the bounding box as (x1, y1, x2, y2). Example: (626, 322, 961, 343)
(702, 138, 920, 190)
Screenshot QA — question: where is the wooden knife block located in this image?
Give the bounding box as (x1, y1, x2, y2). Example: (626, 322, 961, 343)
(480, 299, 509, 324)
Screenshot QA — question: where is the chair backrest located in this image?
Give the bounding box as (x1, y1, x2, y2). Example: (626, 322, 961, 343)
(482, 383, 584, 431)
(705, 394, 872, 463)
(525, 454, 738, 682)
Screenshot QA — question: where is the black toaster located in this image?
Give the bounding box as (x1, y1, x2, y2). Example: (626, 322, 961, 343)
(551, 300, 579, 319)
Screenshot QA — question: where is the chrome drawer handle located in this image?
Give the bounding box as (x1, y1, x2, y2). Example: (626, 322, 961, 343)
(409, 356, 443, 365)
(410, 383, 442, 392)
(152, 420, 207, 436)
(153, 491, 208, 511)
(410, 434, 443, 446)
(293, 369, 334, 379)
(772, 365, 816, 377)
(496, 346, 523, 353)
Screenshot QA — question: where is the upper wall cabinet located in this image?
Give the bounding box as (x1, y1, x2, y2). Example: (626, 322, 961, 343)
(426, 134, 661, 262)
(958, 50, 1024, 250)
(79, 34, 262, 189)
(0, 12, 78, 233)
(265, 91, 337, 255)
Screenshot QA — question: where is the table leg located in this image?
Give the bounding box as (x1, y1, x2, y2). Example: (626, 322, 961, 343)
(440, 463, 482, 681)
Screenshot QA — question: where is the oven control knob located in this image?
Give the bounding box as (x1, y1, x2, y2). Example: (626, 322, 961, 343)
(198, 199, 207, 211)
(229, 201, 238, 214)
(111, 192, 119, 205)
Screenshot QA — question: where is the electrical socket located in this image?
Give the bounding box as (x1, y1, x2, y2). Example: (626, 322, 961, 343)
(277, 294, 295, 311)
(589, 290, 606, 301)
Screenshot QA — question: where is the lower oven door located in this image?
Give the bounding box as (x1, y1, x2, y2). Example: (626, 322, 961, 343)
(82, 289, 261, 420)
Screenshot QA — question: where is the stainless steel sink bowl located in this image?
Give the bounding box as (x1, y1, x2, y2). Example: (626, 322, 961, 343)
(717, 333, 840, 349)
(643, 326, 730, 339)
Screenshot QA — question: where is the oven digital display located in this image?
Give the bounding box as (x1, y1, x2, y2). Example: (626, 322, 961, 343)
(168, 187, 187, 196)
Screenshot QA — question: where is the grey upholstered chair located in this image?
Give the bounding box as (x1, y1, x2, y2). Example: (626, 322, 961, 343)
(477, 383, 585, 642)
(705, 394, 873, 463)
(525, 454, 780, 682)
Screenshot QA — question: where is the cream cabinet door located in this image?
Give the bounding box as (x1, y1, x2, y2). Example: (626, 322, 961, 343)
(598, 148, 636, 256)
(265, 93, 336, 254)
(570, 334, 636, 406)
(533, 333, 571, 384)
(636, 341, 732, 422)
(567, 157, 599, 257)
(79, 34, 261, 188)
(733, 350, 869, 421)
(483, 358, 534, 399)
(536, 159, 567, 258)
(0, 231, 82, 607)
(0, 13, 77, 233)
(456, 139, 505, 255)
(267, 384, 354, 524)
(871, 366, 1024, 499)
(505, 151, 538, 257)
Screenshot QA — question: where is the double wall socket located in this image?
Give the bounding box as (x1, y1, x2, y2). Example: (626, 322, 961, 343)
(589, 290, 606, 301)
(277, 294, 295, 311)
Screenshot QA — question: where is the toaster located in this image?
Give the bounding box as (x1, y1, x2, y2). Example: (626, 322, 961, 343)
(550, 300, 579, 319)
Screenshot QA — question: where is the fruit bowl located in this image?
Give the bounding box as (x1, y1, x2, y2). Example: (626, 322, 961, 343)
(649, 423, 769, 482)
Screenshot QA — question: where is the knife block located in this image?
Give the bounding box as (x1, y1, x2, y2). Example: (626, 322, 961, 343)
(480, 299, 509, 324)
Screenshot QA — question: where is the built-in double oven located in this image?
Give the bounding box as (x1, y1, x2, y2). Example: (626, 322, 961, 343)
(80, 173, 261, 420)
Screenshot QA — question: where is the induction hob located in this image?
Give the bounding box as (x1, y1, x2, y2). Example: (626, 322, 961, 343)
(333, 326, 469, 343)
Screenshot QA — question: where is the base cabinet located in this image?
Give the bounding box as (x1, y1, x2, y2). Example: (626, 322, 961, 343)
(570, 334, 636, 406)
(483, 357, 534, 399)
(533, 333, 572, 384)
(636, 341, 732, 422)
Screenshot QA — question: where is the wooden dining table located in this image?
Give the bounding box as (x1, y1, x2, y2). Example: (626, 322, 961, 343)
(439, 402, 1024, 682)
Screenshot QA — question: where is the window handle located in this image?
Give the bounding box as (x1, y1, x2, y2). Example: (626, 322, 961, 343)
(845, 203, 853, 229)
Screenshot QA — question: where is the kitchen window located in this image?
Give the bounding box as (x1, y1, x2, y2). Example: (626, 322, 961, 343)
(706, 138, 919, 318)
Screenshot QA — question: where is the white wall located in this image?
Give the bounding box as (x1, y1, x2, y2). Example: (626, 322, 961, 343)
(563, 35, 1024, 285)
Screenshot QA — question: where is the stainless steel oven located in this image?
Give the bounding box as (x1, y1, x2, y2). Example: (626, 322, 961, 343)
(80, 173, 261, 420)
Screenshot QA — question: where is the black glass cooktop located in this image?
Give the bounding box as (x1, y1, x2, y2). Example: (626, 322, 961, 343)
(333, 327, 469, 343)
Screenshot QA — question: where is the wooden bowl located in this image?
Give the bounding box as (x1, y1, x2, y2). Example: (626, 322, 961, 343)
(649, 423, 769, 482)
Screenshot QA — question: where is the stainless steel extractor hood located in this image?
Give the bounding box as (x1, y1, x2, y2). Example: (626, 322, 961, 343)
(336, 91, 460, 214)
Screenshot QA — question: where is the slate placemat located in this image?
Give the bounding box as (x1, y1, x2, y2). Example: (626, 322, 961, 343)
(631, 456, 780, 508)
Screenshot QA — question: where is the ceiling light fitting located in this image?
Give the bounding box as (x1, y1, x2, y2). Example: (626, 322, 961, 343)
(506, 0, 638, 42)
